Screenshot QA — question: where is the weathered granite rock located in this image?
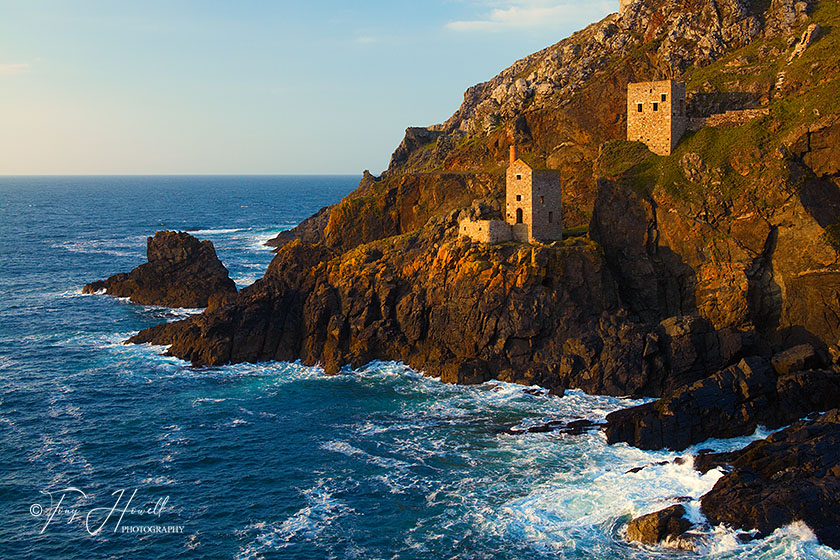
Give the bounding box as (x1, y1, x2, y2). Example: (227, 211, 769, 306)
(788, 23, 821, 61)
(626, 504, 694, 546)
(130, 222, 764, 399)
(699, 409, 840, 549)
(771, 343, 824, 374)
(604, 357, 840, 450)
(83, 231, 236, 308)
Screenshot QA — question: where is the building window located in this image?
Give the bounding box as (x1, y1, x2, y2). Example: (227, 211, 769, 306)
(516, 208, 523, 224)
(652, 102, 659, 112)
(516, 195, 521, 201)
(516, 174, 522, 180)
(540, 196, 544, 204)
(636, 103, 643, 113)
(548, 211, 553, 223)
(661, 93, 667, 102)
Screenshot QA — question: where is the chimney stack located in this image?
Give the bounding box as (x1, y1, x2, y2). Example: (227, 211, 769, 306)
(509, 145, 518, 166)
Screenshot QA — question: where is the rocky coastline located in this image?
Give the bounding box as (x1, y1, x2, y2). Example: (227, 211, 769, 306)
(88, 0, 840, 551)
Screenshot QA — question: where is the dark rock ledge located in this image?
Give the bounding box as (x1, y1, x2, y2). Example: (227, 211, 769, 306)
(83, 231, 236, 309)
(604, 353, 840, 451)
(625, 409, 840, 550)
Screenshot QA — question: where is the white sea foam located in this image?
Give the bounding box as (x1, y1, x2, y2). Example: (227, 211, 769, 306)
(138, 475, 177, 486)
(233, 274, 261, 288)
(187, 228, 246, 235)
(191, 397, 227, 405)
(295, 361, 839, 558)
(51, 239, 143, 258)
(236, 480, 358, 560)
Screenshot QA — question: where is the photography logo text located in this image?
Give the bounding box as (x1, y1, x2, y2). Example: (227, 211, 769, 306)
(30, 486, 185, 536)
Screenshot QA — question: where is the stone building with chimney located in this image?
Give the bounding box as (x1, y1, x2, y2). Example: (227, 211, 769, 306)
(459, 146, 562, 244)
(627, 80, 687, 155)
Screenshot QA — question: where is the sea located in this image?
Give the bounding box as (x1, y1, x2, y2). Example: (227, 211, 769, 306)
(0, 175, 836, 560)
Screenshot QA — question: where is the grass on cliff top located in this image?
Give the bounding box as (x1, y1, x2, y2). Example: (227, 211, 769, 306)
(597, 114, 778, 203)
(598, 0, 840, 204)
(687, 0, 840, 120)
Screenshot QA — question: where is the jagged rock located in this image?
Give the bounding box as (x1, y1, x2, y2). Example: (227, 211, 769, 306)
(790, 116, 840, 179)
(388, 127, 442, 170)
(788, 23, 821, 61)
(83, 231, 236, 308)
(771, 343, 823, 374)
(626, 504, 695, 547)
(765, 0, 813, 37)
(604, 357, 840, 450)
(129, 229, 755, 397)
(699, 409, 840, 549)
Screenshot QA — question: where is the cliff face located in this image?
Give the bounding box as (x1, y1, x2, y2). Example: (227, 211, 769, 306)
(131, 216, 756, 397)
(269, 0, 820, 245)
(133, 0, 840, 396)
(591, 124, 840, 348)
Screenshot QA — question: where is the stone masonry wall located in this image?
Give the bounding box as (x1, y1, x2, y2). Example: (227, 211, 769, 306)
(688, 108, 769, 131)
(531, 170, 563, 242)
(458, 219, 513, 243)
(506, 160, 534, 242)
(627, 80, 687, 155)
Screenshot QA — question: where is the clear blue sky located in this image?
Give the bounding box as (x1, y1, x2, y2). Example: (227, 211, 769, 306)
(0, 1, 614, 174)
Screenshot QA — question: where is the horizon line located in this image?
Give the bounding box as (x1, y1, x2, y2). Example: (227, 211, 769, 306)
(0, 172, 367, 177)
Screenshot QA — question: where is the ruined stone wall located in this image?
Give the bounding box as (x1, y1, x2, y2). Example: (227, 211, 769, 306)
(688, 108, 769, 131)
(627, 80, 687, 155)
(458, 219, 512, 243)
(506, 160, 534, 241)
(530, 170, 563, 242)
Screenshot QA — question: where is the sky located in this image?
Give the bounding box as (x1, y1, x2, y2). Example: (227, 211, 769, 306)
(0, 1, 615, 175)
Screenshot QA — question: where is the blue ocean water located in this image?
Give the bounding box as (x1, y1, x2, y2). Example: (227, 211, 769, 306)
(0, 175, 837, 560)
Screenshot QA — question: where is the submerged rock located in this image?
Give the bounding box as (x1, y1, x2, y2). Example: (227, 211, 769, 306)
(505, 418, 600, 435)
(626, 504, 695, 548)
(83, 231, 236, 308)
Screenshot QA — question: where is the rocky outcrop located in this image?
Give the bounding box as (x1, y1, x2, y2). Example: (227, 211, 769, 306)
(698, 409, 840, 548)
(126, 0, 840, 398)
(788, 23, 821, 61)
(592, 131, 840, 350)
(129, 216, 766, 398)
(604, 356, 840, 450)
(771, 343, 824, 374)
(83, 231, 236, 308)
(626, 504, 695, 548)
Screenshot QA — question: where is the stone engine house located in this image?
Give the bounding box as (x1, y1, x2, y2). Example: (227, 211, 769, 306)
(459, 146, 562, 244)
(627, 80, 687, 156)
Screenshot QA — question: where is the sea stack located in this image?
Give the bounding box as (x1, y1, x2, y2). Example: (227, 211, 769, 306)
(83, 230, 236, 308)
